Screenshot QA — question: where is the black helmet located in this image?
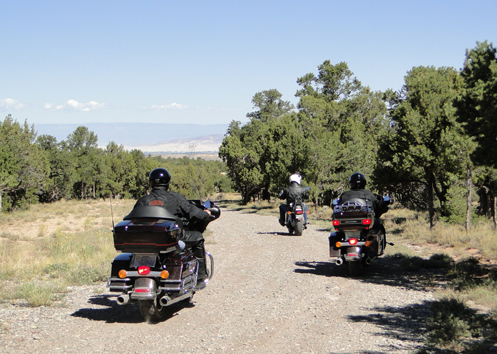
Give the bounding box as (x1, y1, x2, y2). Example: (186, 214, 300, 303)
(149, 168, 171, 188)
(349, 172, 366, 189)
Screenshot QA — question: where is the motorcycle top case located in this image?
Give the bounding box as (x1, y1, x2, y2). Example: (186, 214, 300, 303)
(113, 205, 183, 253)
(332, 198, 374, 231)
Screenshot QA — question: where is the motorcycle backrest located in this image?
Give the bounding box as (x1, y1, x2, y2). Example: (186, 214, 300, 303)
(123, 205, 179, 222)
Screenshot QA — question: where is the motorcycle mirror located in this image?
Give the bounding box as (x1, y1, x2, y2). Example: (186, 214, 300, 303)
(332, 198, 339, 206)
(383, 196, 390, 203)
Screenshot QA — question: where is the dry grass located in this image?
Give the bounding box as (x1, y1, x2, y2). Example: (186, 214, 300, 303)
(0, 198, 134, 306)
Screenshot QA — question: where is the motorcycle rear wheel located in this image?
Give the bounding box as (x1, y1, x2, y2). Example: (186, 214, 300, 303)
(138, 299, 167, 322)
(294, 221, 303, 236)
(348, 260, 363, 276)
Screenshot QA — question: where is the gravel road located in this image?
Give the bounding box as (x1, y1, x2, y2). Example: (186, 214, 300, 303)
(0, 206, 434, 353)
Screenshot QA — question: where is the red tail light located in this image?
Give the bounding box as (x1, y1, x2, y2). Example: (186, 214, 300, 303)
(349, 238, 358, 245)
(138, 266, 150, 275)
(296, 210, 303, 215)
(362, 219, 372, 225)
(333, 220, 340, 226)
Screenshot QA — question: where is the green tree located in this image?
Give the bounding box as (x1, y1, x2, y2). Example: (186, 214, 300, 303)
(36, 134, 74, 202)
(0, 115, 49, 211)
(455, 41, 497, 225)
(246, 89, 294, 122)
(296, 60, 388, 204)
(62, 126, 100, 199)
(375, 66, 465, 228)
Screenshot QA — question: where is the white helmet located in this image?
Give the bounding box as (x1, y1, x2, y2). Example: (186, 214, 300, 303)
(289, 173, 302, 185)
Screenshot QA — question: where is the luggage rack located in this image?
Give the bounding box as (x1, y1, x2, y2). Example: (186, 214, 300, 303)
(332, 198, 374, 231)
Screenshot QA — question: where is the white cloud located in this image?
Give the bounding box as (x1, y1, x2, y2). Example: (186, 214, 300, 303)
(44, 99, 105, 111)
(0, 98, 24, 110)
(150, 103, 187, 110)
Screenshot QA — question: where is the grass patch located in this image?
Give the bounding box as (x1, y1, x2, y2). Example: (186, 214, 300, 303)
(0, 199, 130, 306)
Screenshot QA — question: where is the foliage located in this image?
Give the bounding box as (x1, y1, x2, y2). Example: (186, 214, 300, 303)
(220, 61, 388, 205)
(0, 117, 232, 212)
(374, 66, 469, 227)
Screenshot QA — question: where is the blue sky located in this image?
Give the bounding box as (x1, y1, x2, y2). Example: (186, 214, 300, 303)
(1, 0, 496, 126)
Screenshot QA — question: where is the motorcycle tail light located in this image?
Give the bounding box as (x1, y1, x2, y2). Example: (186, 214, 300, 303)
(362, 219, 372, 225)
(118, 269, 127, 279)
(161, 270, 170, 279)
(138, 266, 150, 275)
(349, 238, 358, 245)
(296, 210, 303, 215)
(332, 220, 340, 226)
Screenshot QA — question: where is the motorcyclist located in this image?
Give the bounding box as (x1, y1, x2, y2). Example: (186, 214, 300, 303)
(338, 172, 387, 218)
(134, 168, 211, 289)
(278, 173, 310, 227)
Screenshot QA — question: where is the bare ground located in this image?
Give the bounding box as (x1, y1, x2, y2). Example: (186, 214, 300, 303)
(0, 206, 436, 354)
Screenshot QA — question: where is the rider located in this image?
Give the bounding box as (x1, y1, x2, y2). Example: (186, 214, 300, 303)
(278, 173, 310, 227)
(338, 172, 387, 218)
(134, 168, 212, 289)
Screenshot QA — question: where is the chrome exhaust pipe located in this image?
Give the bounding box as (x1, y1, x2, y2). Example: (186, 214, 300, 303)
(159, 295, 172, 306)
(335, 258, 343, 266)
(365, 257, 376, 265)
(116, 293, 129, 305)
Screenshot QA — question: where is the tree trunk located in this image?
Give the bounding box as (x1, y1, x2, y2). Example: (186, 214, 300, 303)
(494, 195, 497, 229)
(428, 178, 435, 229)
(465, 166, 472, 233)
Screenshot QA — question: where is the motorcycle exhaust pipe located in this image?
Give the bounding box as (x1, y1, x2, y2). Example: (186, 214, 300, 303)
(159, 295, 172, 306)
(365, 257, 376, 265)
(116, 293, 129, 305)
(335, 258, 343, 266)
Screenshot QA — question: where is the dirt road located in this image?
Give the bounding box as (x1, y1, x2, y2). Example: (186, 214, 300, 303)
(0, 207, 433, 353)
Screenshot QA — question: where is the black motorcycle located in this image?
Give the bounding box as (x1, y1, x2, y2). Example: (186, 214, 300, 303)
(284, 195, 306, 236)
(107, 200, 219, 321)
(329, 196, 389, 275)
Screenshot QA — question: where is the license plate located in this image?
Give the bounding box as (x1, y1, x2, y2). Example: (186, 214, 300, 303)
(131, 254, 157, 268)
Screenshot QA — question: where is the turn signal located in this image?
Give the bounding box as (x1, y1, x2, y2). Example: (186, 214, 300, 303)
(365, 241, 371, 247)
(349, 238, 358, 245)
(335, 242, 342, 248)
(161, 270, 170, 279)
(118, 269, 127, 279)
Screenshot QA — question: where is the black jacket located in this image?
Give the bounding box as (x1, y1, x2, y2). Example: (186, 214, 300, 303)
(279, 182, 309, 204)
(134, 186, 210, 222)
(339, 188, 386, 218)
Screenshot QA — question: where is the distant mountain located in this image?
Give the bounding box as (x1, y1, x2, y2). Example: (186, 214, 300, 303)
(35, 123, 229, 151)
(125, 134, 224, 153)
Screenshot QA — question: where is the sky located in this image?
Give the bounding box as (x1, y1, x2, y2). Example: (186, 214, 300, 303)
(1, 0, 496, 127)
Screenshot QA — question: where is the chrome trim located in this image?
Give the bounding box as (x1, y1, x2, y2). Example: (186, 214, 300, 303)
(339, 241, 367, 247)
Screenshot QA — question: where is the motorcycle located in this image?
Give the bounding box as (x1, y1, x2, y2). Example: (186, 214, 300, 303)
(107, 200, 220, 321)
(329, 195, 390, 275)
(285, 195, 307, 236)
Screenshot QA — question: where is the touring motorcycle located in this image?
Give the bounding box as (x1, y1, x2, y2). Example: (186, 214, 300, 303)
(107, 200, 219, 321)
(329, 195, 390, 275)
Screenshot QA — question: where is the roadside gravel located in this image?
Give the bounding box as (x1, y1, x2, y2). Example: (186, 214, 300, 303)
(0, 206, 434, 353)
